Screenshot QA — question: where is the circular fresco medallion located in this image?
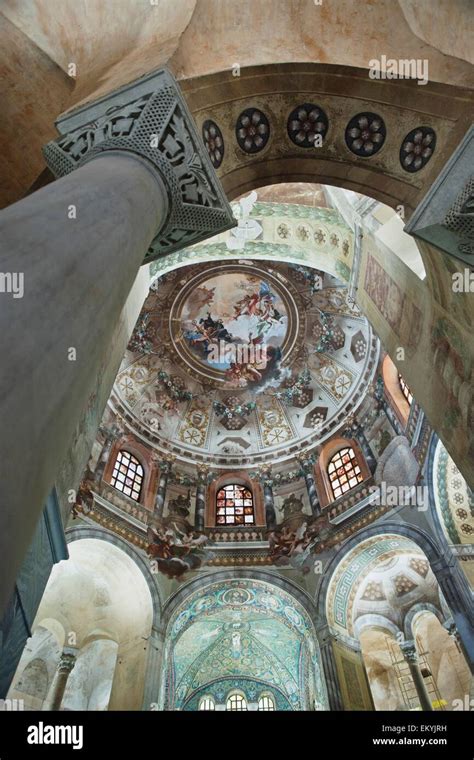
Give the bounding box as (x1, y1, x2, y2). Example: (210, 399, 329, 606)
(169, 265, 299, 389)
(221, 587, 253, 606)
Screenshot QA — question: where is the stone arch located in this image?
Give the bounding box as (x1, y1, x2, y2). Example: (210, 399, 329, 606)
(163, 567, 318, 626)
(182, 63, 471, 218)
(66, 525, 162, 621)
(404, 603, 445, 640)
(160, 569, 326, 711)
(317, 521, 452, 623)
(353, 614, 401, 641)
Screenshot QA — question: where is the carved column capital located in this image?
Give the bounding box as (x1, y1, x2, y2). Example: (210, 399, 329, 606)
(43, 68, 236, 265)
(196, 465, 210, 484)
(57, 651, 77, 675)
(153, 453, 175, 473)
(297, 454, 316, 475)
(400, 641, 418, 663)
(255, 465, 273, 488)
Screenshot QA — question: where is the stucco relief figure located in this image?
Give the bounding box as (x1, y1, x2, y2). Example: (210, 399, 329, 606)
(72, 472, 94, 517)
(167, 491, 191, 518)
(268, 514, 331, 574)
(147, 519, 215, 580)
(278, 493, 305, 521)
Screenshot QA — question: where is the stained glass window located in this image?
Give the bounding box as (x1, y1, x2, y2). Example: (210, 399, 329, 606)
(198, 696, 215, 711)
(398, 374, 413, 406)
(110, 450, 143, 502)
(216, 484, 255, 526)
(327, 446, 363, 500)
(226, 693, 247, 711)
(258, 694, 275, 711)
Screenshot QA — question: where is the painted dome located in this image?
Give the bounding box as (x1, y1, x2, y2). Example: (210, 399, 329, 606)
(112, 259, 378, 468)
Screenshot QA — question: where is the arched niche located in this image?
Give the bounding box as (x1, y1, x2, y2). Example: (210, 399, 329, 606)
(160, 573, 327, 711)
(7, 622, 64, 710)
(103, 435, 158, 509)
(207, 471, 265, 528)
(428, 436, 474, 587)
(315, 436, 371, 508)
(382, 355, 411, 428)
(323, 531, 444, 648)
(9, 534, 157, 711)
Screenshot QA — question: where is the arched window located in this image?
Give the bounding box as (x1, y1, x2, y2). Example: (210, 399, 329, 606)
(327, 446, 363, 500)
(216, 484, 255, 526)
(398, 374, 413, 406)
(258, 693, 275, 711)
(198, 695, 215, 711)
(110, 450, 144, 501)
(226, 692, 247, 711)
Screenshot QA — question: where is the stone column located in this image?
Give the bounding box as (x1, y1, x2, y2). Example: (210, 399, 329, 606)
(263, 482, 277, 530)
(195, 466, 209, 531)
(0, 67, 235, 616)
(93, 423, 122, 486)
(257, 467, 277, 530)
(141, 625, 165, 711)
(400, 642, 433, 711)
(317, 625, 344, 711)
(154, 460, 173, 518)
(45, 650, 77, 711)
(298, 457, 321, 516)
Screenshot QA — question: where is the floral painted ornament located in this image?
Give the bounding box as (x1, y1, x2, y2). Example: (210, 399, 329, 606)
(287, 103, 329, 148)
(236, 108, 270, 153)
(400, 126, 436, 172)
(202, 120, 224, 168)
(345, 112, 386, 157)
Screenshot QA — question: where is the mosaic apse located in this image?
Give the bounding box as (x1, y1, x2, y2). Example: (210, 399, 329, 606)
(162, 579, 328, 711)
(113, 261, 378, 467)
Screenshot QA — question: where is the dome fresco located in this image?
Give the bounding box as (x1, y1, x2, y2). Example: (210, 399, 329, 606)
(113, 259, 378, 467)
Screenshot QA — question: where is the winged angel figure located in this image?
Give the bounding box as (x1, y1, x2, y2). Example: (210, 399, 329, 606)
(146, 520, 215, 580)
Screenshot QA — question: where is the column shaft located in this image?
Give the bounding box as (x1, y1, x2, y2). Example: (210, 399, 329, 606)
(94, 431, 116, 486)
(304, 471, 321, 516)
(45, 652, 76, 711)
(154, 467, 170, 518)
(195, 482, 206, 530)
(263, 483, 277, 530)
(318, 630, 344, 711)
(401, 644, 433, 711)
(0, 152, 168, 614)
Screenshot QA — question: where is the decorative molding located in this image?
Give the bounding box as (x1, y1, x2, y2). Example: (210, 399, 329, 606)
(43, 68, 236, 264)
